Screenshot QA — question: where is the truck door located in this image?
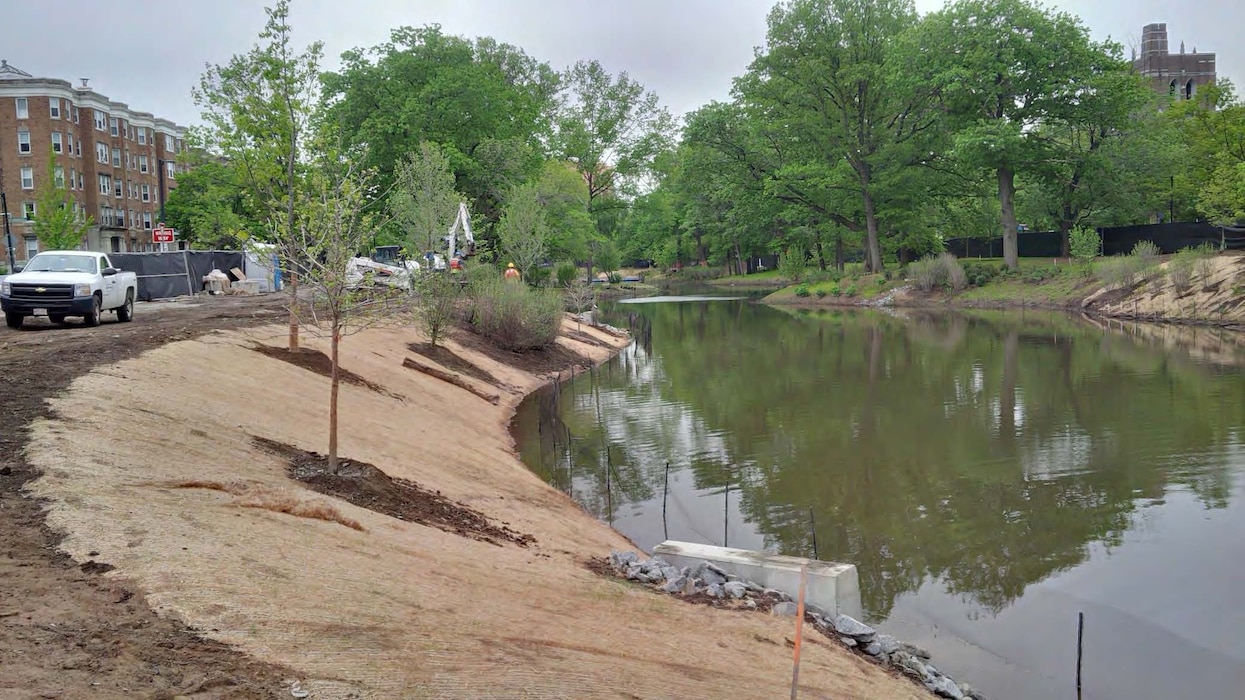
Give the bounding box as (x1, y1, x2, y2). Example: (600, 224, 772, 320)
(100, 256, 118, 306)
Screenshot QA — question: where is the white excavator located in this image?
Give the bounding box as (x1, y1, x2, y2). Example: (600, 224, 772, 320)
(346, 202, 475, 288)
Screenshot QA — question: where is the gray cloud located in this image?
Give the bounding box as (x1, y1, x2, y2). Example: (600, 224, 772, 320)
(4, 0, 1240, 127)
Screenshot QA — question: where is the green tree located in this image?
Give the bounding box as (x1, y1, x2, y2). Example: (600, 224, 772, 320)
(162, 161, 258, 249)
(32, 150, 92, 251)
(390, 142, 463, 256)
(497, 184, 548, 283)
(553, 60, 675, 214)
(193, 0, 322, 350)
(531, 160, 596, 263)
(1169, 81, 1245, 225)
(916, 0, 1106, 269)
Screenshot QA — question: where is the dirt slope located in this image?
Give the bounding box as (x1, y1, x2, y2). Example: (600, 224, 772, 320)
(19, 313, 926, 698)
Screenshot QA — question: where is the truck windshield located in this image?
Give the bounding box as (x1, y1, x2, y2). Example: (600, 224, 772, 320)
(23, 254, 98, 273)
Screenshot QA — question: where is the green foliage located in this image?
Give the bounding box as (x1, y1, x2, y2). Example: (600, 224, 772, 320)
(1069, 226, 1101, 261)
(815, 288, 827, 298)
(391, 142, 463, 255)
(830, 283, 842, 296)
(606, 272, 623, 284)
(163, 161, 257, 249)
(1020, 265, 1063, 284)
(961, 261, 1004, 287)
(1097, 255, 1144, 290)
(591, 239, 621, 274)
(32, 150, 92, 251)
(794, 285, 811, 298)
(908, 253, 967, 292)
(469, 275, 563, 351)
(555, 261, 579, 287)
(844, 284, 859, 297)
(417, 271, 461, 346)
(1193, 244, 1218, 287)
(497, 183, 548, 283)
(1167, 248, 1197, 291)
(778, 246, 808, 284)
(677, 266, 724, 281)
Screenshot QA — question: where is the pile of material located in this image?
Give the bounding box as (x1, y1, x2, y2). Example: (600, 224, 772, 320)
(604, 551, 986, 700)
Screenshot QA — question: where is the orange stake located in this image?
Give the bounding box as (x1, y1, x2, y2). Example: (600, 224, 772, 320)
(790, 563, 808, 699)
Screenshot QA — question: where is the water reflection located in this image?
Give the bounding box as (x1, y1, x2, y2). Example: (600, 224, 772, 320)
(514, 302, 1245, 696)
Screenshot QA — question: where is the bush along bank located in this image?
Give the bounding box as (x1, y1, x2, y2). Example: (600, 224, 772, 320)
(603, 551, 986, 700)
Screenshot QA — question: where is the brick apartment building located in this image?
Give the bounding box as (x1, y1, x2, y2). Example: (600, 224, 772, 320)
(1132, 23, 1217, 101)
(0, 60, 190, 266)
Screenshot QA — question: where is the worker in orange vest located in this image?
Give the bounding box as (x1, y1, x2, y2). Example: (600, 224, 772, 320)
(504, 262, 521, 282)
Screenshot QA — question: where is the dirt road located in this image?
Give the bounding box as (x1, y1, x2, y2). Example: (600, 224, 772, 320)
(0, 296, 296, 698)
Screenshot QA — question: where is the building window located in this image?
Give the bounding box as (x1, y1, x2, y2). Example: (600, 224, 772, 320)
(51, 131, 63, 153)
(20, 167, 33, 189)
(72, 106, 79, 123)
(166, 161, 176, 179)
(96, 142, 108, 163)
(94, 110, 106, 130)
(139, 155, 149, 173)
(48, 97, 61, 119)
(143, 212, 153, 230)
(137, 128, 147, 145)
(116, 208, 126, 228)
(24, 237, 38, 260)
(98, 173, 111, 195)
(141, 184, 150, 202)
(75, 139, 81, 156)
(112, 147, 121, 167)
(114, 179, 122, 198)
(77, 172, 83, 190)
(164, 134, 175, 151)
(22, 202, 36, 220)
(69, 168, 77, 189)
(15, 97, 28, 119)
(17, 130, 31, 154)
(110, 117, 119, 137)
(54, 167, 65, 188)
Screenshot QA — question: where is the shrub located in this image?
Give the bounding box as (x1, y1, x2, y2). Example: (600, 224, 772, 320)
(907, 256, 942, 292)
(830, 283, 842, 296)
(815, 289, 827, 299)
(470, 276, 562, 352)
(1069, 226, 1101, 262)
(606, 271, 623, 284)
(678, 266, 723, 281)
(1097, 255, 1144, 290)
(805, 268, 841, 284)
(939, 253, 967, 292)
(1168, 248, 1198, 290)
(1132, 240, 1161, 266)
(779, 247, 808, 284)
(417, 273, 461, 347)
(794, 285, 811, 298)
(526, 265, 552, 288)
(962, 261, 1003, 288)
(555, 261, 579, 287)
(1020, 265, 1061, 284)
(844, 284, 858, 297)
(1193, 243, 1218, 287)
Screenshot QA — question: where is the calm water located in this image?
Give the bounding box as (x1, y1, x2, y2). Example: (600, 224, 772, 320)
(514, 298, 1245, 698)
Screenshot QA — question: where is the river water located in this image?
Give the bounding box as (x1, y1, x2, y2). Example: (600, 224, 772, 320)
(511, 296, 1245, 699)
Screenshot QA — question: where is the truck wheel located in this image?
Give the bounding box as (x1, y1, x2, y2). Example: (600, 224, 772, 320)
(4, 312, 24, 329)
(83, 296, 102, 327)
(116, 290, 134, 322)
(49, 314, 66, 325)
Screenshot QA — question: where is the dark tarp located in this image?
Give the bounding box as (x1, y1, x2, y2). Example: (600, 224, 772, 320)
(108, 251, 245, 301)
(945, 222, 1245, 259)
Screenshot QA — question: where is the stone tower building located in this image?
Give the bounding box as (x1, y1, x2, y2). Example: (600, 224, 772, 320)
(1132, 23, 1216, 101)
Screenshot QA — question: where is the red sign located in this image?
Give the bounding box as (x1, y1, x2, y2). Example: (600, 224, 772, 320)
(152, 224, 175, 243)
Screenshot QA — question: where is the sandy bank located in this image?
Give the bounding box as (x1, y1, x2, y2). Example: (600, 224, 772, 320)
(25, 318, 925, 698)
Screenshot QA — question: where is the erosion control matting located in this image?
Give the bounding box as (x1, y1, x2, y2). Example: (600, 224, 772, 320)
(252, 437, 536, 547)
(408, 341, 504, 388)
(250, 343, 401, 398)
(0, 294, 295, 698)
(449, 323, 592, 376)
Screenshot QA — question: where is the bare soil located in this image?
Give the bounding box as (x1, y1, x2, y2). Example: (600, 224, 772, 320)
(0, 295, 297, 698)
(451, 322, 593, 376)
(253, 436, 535, 547)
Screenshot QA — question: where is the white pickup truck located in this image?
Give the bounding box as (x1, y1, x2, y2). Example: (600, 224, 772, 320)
(0, 251, 138, 329)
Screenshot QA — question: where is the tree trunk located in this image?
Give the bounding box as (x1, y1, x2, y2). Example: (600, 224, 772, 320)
(859, 168, 884, 274)
(328, 325, 340, 474)
(1059, 219, 1072, 259)
(835, 232, 845, 272)
(998, 167, 1019, 270)
(733, 241, 743, 276)
(815, 234, 827, 271)
(287, 272, 299, 352)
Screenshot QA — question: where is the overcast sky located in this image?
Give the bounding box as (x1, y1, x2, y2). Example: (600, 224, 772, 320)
(6, 0, 1242, 127)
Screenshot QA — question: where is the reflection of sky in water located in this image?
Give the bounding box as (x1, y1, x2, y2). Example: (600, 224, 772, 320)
(514, 304, 1245, 700)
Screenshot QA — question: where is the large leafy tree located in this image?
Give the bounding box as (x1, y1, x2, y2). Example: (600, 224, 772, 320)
(321, 26, 558, 234)
(743, 0, 935, 272)
(389, 141, 463, 256)
(916, 0, 1107, 269)
(162, 161, 260, 249)
(1169, 82, 1245, 225)
(553, 60, 676, 218)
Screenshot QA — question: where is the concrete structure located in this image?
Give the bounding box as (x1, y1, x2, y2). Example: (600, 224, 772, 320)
(653, 541, 864, 619)
(0, 60, 190, 267)
(1132, 23, 1216, 101)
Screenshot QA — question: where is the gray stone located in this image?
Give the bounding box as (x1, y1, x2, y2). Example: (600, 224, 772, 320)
(624, 564, 643, 580)
(744, 599, 757, 610)
(839, 636, 858, 648)
(660, 566, 681, 581)
(681, 577, 698, 596)
(772, 601, 799, 617)
(705, 562, 729, 577)
(662, 576, 687, 594)
(959, 683, 986, 700)
(862, 642, 882, 656)
(723, 581, 748, 599)
(925, 663, 941, 677)
(900, 642, 932, 660)
(832, 614, 877, 642)
(893, 652, 932, 682)
(745, 581, 764, 592)
(706, 583, 723, 598)
(617, 551, 638, 566)
(726, 574, 741, 583)
(927, 676, 964, 699)
(876, 634, 901, 655)
(698, 567, 727, 587)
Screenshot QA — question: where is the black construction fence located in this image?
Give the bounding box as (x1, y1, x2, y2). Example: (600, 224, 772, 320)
(944, 222, 1245, 259)
(109, 250, 245, 301)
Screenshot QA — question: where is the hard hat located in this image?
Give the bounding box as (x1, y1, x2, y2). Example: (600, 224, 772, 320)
(508, 262, 516, 268)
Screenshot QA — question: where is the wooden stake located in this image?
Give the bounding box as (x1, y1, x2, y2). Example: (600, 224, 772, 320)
(790, 563, 808, 700)
(1077, 611, 1084, 698)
